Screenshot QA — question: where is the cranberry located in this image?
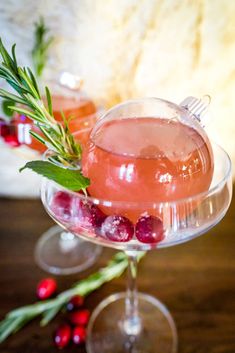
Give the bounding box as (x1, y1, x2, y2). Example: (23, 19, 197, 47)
(0, 119, 10, 137)
(67, 295, 84, 312)
(100, 215, 134, 242)
(135, 214, 164, 244)
(69, 309, 90, 326)
(74, 199, 106, 230)
(72, 326, 86, 345)
(54, 324, 71, 349)
(90, 204, 106, 228)
(4, 134, 20, 147)
(51, 191, 72, 220)
(36, 278, 57, 300)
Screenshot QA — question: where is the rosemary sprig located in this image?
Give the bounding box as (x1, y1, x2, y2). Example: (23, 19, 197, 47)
(0, 252, 145, 343)
(32, 17, 54, 78)
(0, 39, 88, 191)
(1, 18, 52, 120)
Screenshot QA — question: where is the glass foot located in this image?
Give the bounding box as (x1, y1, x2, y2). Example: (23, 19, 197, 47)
(86, 292, 177, 353)
(35, 225, 102, 275)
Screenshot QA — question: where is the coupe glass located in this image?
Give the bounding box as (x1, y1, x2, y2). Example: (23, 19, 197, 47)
(0, 86, 103, 275)
(41, 98, 232, 352)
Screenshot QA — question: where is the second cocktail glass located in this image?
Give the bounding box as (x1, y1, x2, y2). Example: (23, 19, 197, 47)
(0, 79, 103, 275)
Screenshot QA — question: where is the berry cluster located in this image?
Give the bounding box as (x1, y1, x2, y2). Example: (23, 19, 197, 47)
(36, 278, 89, 349)
(52, 191, 165, 244)
(0, 118, 20, 147)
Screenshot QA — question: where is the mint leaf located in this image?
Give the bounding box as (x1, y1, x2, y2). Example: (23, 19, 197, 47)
(20, 160, 90, 191)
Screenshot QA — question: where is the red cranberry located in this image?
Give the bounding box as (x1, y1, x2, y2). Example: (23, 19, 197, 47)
(67, 295, 84, 312)
(100, 215, 134, 242)
(72, 326, 86, 345)
(74, 199, 106, 230)
(36, 278, 57, 300)
(54, 324, 71, 349)
(0, 119, 10, 137)
(51, 191, 72, 220)
(90, 204, 106, 228)
(135, 214, 164, 244)
(4, 134, 20, 147)
(69, 309, 90, 326)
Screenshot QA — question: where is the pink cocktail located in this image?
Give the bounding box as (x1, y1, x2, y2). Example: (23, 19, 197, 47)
(42, 97, 232, 352)
(82, 117, 213, 222)
(11, 93, 97, 153)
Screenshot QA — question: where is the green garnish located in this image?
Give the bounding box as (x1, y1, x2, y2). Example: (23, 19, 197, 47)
(0, 38, 89, 191)
(1, 17, 52, 120)
(32, 17, 54, 78)
(0, 252, 145, 343)
(20, 161, 90, 191)
(1, 99, 15, 118)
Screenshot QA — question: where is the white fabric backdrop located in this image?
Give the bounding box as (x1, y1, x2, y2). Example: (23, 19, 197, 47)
(0, 0, 235, 197)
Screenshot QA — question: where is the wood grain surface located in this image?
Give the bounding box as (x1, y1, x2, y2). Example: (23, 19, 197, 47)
(0, 195, 235, 353)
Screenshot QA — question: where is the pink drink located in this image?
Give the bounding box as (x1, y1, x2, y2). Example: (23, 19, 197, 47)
(82, 117, 214, 222)
(11, 95, 97, 152)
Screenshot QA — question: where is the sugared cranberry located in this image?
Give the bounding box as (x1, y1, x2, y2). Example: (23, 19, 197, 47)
(51, 191, 72, 220)
(0, 119, 10, 137)
(54, 324, 71, 349)
(74, 199, 106, 230)
(67, 295, 84, 312)
(72, 326, 86, 345)
(135, 214, 164, 244)
(36, 278, 57, 300)
(4, 134, 20, 147)
(100, 215, 134, 242)
(90, 204, 106, 228)
(69, 309, 90, 326)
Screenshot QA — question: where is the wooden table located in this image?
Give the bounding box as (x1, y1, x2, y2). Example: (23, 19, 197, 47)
(0, 195, 235, 353)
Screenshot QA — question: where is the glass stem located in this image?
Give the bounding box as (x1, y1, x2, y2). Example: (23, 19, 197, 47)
(124, 251, 141, 335)
(59, 230, 79, 253)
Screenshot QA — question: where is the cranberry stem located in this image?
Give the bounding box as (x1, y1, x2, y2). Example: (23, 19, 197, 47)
(124, 251, 141, 336)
